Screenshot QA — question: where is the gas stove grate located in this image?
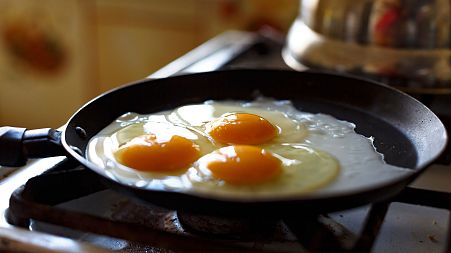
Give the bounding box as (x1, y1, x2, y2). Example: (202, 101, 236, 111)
(5, 158, 451, 253)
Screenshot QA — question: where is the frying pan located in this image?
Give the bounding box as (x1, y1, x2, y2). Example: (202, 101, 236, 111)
(0, 69, 447, 217)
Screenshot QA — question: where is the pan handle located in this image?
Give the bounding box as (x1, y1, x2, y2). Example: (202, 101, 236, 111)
(0, 127, 66, 167)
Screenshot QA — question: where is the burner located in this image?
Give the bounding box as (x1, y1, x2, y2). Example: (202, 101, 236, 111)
(176, 211, 278, 239)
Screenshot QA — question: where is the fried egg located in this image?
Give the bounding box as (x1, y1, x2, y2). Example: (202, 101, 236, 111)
(86, 98, 412, 199)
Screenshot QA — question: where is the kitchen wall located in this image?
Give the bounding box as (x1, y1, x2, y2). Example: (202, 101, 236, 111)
(0, 0, 297, 128)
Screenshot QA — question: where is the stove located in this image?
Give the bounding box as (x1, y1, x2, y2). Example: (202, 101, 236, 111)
(0, 30, 450, 253)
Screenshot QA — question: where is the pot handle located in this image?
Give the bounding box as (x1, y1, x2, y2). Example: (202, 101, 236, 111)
(0, 127, 66, 167)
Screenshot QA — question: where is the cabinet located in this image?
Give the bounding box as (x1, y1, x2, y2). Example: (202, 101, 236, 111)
(0, 0, 96, 128)
(0, 0, 217, 128)
(0, 0, 297, 128)
(94, 0, 214, 92)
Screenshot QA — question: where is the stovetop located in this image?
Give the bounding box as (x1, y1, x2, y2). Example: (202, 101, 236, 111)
(1, 30, 450, 253)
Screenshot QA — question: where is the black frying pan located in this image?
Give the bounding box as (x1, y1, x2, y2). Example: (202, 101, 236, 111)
(0, 69, 447, 217)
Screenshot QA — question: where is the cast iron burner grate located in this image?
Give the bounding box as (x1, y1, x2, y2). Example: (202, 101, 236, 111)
(5, 158, 451, 253)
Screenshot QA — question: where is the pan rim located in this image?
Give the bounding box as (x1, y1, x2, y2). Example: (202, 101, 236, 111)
(61, 69, 448, 206)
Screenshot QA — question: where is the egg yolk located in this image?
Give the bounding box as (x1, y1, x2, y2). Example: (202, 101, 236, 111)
(207, 113, 277, 145)
(201, 145, 281, 185)
(115, 134, 200, 173)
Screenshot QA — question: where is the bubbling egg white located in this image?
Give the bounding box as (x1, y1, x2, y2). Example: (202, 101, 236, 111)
(86, 98, 412, 199)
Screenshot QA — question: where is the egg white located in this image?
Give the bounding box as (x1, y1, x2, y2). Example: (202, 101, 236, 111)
(86, 98, 413, 199)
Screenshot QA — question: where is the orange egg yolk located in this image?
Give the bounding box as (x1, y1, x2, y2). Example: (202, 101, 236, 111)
(207, 113, 277, 145)
(202, 145, 281, 185)
(115, 134, 200, 173)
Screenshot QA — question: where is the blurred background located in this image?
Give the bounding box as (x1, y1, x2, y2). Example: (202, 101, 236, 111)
(0, 0, 298, 128)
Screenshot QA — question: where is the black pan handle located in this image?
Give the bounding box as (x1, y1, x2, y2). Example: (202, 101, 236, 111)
(0, 127, 66, 167)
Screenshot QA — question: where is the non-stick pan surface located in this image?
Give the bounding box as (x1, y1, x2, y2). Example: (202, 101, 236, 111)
(4, 69, 449, 216)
